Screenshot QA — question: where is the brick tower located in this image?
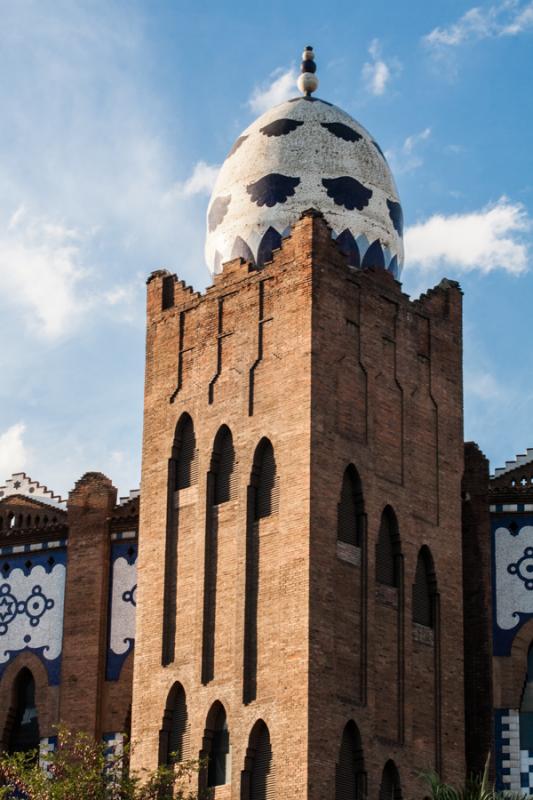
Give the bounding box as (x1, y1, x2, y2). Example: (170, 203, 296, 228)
(131, 49, 465, 799)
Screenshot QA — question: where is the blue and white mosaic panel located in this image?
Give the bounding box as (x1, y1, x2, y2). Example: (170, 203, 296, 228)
(106, 539, 137, 681)
(495, 709, 521, 791)
(521, 749, 533, 792)
(0, 549, 66, 684)
(493, 516, 533, 655)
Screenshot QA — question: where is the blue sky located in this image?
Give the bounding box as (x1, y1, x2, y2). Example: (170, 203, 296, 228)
(0, 0, 532, 497)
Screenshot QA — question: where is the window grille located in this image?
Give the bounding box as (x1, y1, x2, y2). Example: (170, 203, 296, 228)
(335, 722, 365, 800)
(175, 416, 198, 489)
(250, 723, 274, 800)
(255, 442, 278, 520)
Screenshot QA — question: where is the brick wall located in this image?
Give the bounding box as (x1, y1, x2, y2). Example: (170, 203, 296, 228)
(131, 210, 466, 798)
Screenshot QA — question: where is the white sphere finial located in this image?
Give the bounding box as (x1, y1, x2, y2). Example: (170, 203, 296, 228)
(298, 45, 318, 96)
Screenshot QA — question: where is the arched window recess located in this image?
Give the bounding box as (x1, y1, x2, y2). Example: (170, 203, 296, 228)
(337, 465, 365, 562)
(7, 668, 40, 756)
(412, 546, 438, 633)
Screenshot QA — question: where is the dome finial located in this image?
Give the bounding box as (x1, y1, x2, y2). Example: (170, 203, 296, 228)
(297, 45, 318, 96)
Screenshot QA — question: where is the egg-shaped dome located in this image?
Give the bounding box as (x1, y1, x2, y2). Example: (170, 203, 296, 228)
(205, 92, 404, 279)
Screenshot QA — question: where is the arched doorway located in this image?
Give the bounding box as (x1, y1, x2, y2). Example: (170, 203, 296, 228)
(8, 668, 40, 754)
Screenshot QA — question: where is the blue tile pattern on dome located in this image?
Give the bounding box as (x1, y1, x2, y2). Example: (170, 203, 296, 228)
(387, 199, 404, 237)
(322, 177, 373, 211)
(321, 122, 362, 142)
(257, 227, 282, 266)
(205, 50, 403, 277)
(260, 119, 304, 137)
(208, 195, 231, 232)
(246, 174, 301, 208)
(227, 135, 248, 158)
(362, 239, 385, 269)
(231, 235, 254, 263)
(336, 229, 360, 267)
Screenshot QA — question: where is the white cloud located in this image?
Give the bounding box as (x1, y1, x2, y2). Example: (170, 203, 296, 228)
(405, 197, 530, 277)
(248, 67, 298, 115)
(361, 39, 400, 96)
(0, 209, 89, 338)
(424, 1, 533, 47)
(385, 128, 432, 174)
(164, 160, 220, 203)
(182, 161, 220, 196)
(0, 423, 28, 477)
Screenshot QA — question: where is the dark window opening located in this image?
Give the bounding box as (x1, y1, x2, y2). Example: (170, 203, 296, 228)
(207, 706, 230, 787)
(376, 507, 399, 587)
(379, 760, 402, 800)
(173, 415, 198, 490)
(335, 721, 366, 800)
(213, 428, 235, 505)
(250, 722, 273, 800)
(160, 684, 188, 765)
(337, 466, 364, 547)
(412, 548, 435, 628)
(254, 440, 278, 520)
(8, 669, 40, 755)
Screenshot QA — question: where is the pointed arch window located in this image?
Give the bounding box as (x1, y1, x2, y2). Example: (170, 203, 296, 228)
(412, 547, 436, 628)
(159, 683, 189, 765)
(335, 721, 366, 800)
(173, 414, 198, 490)
(379, 760, 402, 800)
(249, 721, 274, 800)
(254, 440, 278, 520)
(337, 466, 364, 547)
(8, 668, 40, 754)
(376, 506, 399, 587)
(213, 427, 235, 505)
(206, 703, 231, 787)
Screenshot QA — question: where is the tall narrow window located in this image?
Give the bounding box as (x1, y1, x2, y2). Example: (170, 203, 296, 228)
(335, 721, 366, 800)
(8, 669, 40, 754)
(174, 414, 198, 490)
(159, 683, 188, 765)
(337, 466, 364, 547)
(162, 413, 198, 665)
(379, 760, 402, 800)
(412, 547, 435, 627)
(254, 440, 278, 519)
(206, 703, 231, 787)
(375, 506, 399, 587)
(243, 439, 278, 704)
(213, 427, 235, 505)
(248, 721, 274, 800)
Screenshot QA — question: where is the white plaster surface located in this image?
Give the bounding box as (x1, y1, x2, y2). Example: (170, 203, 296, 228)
(0, 563, 66, 664)
(496, 526, 533, 630)
(109, 556, 136, 656)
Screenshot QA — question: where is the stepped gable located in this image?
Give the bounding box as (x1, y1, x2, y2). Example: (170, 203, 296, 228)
(491, 449, 533, 499)
(0, 472, 66, 508)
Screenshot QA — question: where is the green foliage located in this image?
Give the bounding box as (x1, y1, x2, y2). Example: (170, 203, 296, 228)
(0, 727, 207, 800)
(421, 756, 527, 800)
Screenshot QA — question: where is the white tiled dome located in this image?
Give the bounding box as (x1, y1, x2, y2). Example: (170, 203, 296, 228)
(205, 95, 403, 278)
